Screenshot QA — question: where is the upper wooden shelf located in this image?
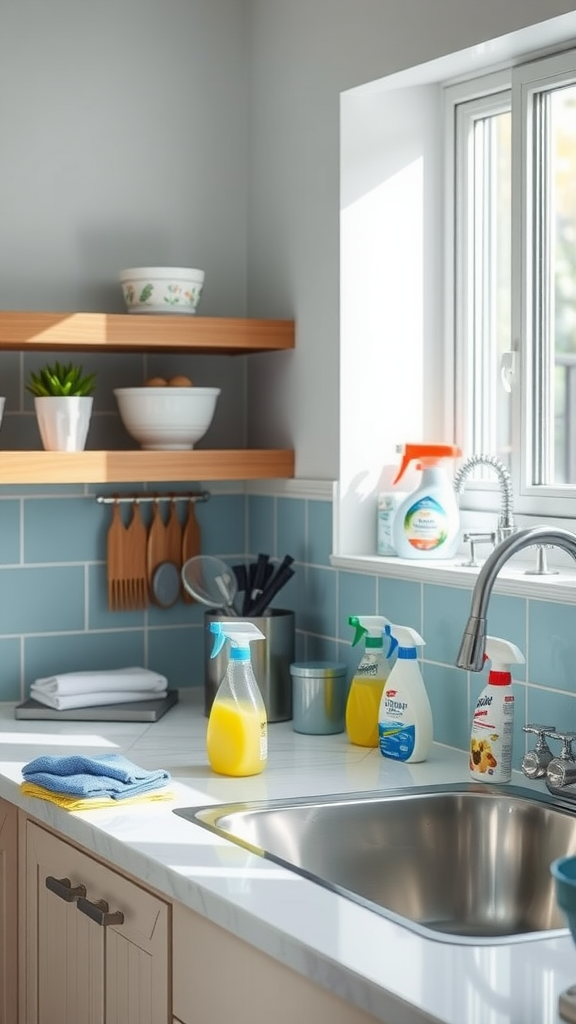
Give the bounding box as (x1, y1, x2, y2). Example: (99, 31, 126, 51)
(0, 310, 295, 483)
(0, 311, 295, 355)
(0, 449, 295, 484)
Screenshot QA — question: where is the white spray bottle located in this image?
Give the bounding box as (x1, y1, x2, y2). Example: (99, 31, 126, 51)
(378, 625, 433, 763)
(469, 635, 524, 784)
(206, 621, 267, 777)
(391, 443, 462, 559)
(345, 615, 397, 747)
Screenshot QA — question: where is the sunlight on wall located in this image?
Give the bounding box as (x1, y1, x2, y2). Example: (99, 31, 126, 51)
(338, 83, 438, 555)
(340, 156, 424, 502)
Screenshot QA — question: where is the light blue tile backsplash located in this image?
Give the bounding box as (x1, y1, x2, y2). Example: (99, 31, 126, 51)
(0, 500, 20, 563)
(2, 487, 576, 776)
(528, 599, 576, 689)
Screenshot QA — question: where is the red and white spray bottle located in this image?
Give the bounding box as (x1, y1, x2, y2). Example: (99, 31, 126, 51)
(469, 635, 525, 783)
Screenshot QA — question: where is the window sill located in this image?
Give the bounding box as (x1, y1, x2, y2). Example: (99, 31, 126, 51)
(330, 552, 576, 605)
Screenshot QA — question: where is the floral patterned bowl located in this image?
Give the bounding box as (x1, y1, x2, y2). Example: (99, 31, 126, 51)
(119, 267, 205, 315)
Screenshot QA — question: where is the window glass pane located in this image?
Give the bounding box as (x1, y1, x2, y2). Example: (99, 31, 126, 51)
(490, 112, 512, 470)
(457, 102, 512, 481)
(551, 84, 576, 483)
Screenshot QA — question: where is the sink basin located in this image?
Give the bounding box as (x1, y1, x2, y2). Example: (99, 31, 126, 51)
(174, 782, 576, 945)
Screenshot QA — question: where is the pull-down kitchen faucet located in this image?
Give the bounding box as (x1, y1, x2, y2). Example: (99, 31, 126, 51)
(453, 453, 516, 545)
(456, 526, 576, 672)
(456, 526, 576, 795)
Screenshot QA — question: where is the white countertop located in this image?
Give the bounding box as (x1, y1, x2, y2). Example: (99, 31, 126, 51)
(0, 688, 575, 1024)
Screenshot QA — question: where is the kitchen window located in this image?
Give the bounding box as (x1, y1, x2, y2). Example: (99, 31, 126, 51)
(336, 20, 576, 569)
(448, 46, 576, 519)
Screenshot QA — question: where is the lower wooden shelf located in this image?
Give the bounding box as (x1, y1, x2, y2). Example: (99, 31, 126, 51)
(0, 449, 295, 484)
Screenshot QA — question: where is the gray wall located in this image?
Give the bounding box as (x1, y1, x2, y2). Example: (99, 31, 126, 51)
(0, 0, 251, 448)
(0, 0, 249, 315)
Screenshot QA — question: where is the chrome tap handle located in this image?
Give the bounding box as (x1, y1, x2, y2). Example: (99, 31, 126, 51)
(523, 724, 556, 737)
(548, 731, 576, 755)
(521, 724, 556, 779)
(461, 531, 497, 568)
(546, 731, 576, 791)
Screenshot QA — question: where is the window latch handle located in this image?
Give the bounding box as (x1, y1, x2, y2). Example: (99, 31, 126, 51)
(500, 351, 516, 393)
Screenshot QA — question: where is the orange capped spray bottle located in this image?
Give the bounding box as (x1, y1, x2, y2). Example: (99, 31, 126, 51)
(392, 443, 462, 559)
(345, 616, 398, 747)
(206, 621, 267, 777)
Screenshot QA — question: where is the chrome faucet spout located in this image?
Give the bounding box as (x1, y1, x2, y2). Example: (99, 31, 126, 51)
(456, 526, 576, 671)
(453, 454, 516, 543)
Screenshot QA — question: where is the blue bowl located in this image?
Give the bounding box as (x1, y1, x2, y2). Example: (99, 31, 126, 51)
(551, 855, 576, 944)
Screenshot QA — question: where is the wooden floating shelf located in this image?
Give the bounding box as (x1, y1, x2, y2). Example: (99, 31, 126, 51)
(0, 311, 295, 355)
(0, 449, 295, 485)
(0, 310, 295, 484)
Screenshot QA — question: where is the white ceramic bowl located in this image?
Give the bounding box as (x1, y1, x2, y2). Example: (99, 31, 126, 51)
(114, 387, 220, 450)
(119, 266, 205, 315)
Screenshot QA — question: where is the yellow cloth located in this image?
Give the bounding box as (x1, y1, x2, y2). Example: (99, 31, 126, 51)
(20, 780, 174, 811)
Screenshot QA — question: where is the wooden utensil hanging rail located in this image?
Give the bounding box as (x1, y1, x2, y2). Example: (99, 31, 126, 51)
(95, 490, 210, 504)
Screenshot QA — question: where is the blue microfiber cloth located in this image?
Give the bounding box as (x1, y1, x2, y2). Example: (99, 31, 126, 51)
(22, 753, 171, 800)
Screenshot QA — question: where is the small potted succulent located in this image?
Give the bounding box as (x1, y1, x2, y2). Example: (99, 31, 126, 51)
(26, 360, 97, 452)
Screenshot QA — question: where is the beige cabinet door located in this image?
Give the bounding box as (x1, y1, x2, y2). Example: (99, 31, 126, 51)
(0, 797, 18, 1024)
(173, 902, 384, 1024)
(25, 820, 170, 1024)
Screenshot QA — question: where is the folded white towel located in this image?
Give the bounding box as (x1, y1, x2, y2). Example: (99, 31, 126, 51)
(29, 688, 167, 711)
(32, 667, 168, 697)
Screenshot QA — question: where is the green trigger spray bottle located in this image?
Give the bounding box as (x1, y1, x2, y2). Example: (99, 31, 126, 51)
(345, 615, 397, 747)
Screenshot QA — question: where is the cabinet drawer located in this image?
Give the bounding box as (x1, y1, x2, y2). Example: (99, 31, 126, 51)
(25, 821, 170, 1024)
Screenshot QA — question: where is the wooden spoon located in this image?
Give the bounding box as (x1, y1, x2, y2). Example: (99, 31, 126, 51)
(147, 499, 169, 605)
(181, 500, 201, 602)
(165, 499, 183, 568)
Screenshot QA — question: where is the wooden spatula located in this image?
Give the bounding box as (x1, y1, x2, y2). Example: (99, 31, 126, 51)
(124, 500, 149, 610)
(165, 499, 183, 567)
(106, 500, 127, 611)
(181, 500, 201, 602)
(147, 499, 169, 605)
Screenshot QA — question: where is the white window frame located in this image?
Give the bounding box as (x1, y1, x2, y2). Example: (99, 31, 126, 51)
(514, 47, 576, 517)
(446, 46, 576, 522)
(445, 71, 512, 517)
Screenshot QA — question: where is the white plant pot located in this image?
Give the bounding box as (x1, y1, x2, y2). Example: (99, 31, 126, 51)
(34, 396, 93, 452)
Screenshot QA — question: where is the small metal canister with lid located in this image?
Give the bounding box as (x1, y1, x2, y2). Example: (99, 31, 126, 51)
(290, 661, 348, 735)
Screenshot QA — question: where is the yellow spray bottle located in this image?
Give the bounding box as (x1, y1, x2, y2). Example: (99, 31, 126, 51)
(345, 616, 398, 747)
(206, 621, 267, 777)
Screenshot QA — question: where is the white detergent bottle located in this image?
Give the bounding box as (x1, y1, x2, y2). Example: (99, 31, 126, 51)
(391, 443, 462, 559)
(206, 621, 267, 777)
(378, 625, 432, 763)
(345, 615, 398, 748)
(469, 635, 524, 784)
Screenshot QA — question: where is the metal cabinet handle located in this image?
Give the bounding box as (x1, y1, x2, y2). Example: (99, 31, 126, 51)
(77, 896, 124, 927)
(45, 876, 87, 903)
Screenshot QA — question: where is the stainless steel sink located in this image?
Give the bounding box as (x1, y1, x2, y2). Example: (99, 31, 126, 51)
(174, 782, 576, 945)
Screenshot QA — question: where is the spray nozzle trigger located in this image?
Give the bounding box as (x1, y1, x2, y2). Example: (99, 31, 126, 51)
(385, 624, 398, 659)
(348, 614, 392, 648)
(209, 621, 265, 659)
(210, 628, 228, 658)
(349, 616, 368, 647)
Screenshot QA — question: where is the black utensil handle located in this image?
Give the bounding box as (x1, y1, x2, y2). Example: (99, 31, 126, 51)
(249, 565, 295, 617)
(247, 553, 270, 612)
(232, 563, 248, 592)
(242, 561, 257, 615)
